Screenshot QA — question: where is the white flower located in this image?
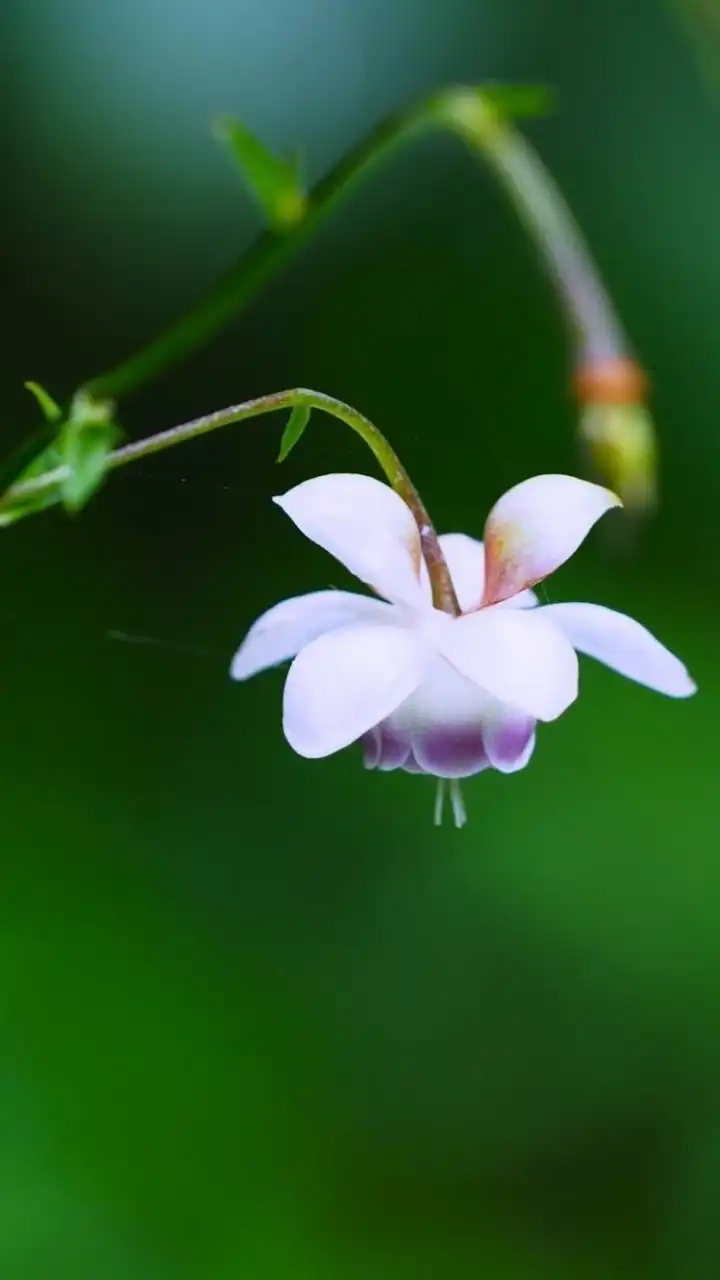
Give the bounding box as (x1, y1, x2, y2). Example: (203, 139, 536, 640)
(230, 472, 696, 826)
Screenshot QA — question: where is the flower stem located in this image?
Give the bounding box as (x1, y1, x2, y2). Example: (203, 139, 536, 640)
(0, 388, 460, 615)
(439, 91, 635, 370)
(82, 85, 618, 406)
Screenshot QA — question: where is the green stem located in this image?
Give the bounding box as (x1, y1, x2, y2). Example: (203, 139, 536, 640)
(0, 389, 460, 615)
(85, 84, 623, 403)
(439, 92, 631, 367)
(84, 102, 435, 403)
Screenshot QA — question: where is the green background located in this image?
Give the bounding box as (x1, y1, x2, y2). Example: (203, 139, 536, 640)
(1, 0, 719, 1275)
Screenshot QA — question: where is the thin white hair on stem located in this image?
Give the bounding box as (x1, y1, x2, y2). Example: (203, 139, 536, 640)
(104, 630, 217, 660)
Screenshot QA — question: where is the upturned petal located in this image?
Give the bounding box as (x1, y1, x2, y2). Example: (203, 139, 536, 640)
(283, 622, 429, 758)
(437, 608, 579, 721)
(482, 474, 621, 606)
(438, 532, 538, 613)
(273, 473, 425, 607)
(540, 603, 697, 698)
(230, 590, 394, 681)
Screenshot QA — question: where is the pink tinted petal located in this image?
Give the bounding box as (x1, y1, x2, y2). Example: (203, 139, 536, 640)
(363, 728, 381, 769)
(437, 533, 538, 612)
(483, 713, 537, 773)
(541, 603, 697, 698)
(412, 726, 490, 779)
(483, 474, 621, 606)
(402, 751, 425, 774)
(274, 473, 425, 607)
(380, 652, 494, 777)
(230, 590, 395, 680)
(438, 608, 578, 722)
(282, 622, 428, 758)
(363, 723, 411, 771)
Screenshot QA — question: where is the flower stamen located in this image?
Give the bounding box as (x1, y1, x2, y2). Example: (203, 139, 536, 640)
(450, 779, 467, 829)
(432, 778, 467, 828)
(433, 779, 446, 826)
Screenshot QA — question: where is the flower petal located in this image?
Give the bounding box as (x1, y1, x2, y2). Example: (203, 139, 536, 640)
(230, 590, 396, 681)
(363, 723, 412, 771)
(381, 653, 494, 778)
(483, 474, 621, 606)
(438, 608, 579, 721)
(283, 623, 429, 758)
(402, 751, 425, 774)
(274, 473, 424, 607)
(438, 533, 485, 612)
(540, 603, 697, 697)
(503, 588, 539, 610)
(437, 533, 538, 612)
(412, 725, 490, 779)
(482, 712, 537, 773)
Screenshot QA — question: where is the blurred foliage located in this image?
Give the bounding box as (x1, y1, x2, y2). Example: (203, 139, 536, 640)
(668, 0, 720, 90)
(1, 0, 719, 1277)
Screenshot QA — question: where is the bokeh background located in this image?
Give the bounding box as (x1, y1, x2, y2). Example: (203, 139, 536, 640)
(1, 0, 719, 1275)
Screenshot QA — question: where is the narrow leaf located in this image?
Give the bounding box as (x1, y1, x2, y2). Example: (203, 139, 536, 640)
(0, 442, 64, 526)
(277, 405, 311, 462)
(25, 381, 62, 422)
(214, 114, 307, 231)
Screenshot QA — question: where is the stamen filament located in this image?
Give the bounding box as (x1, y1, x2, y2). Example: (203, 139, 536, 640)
(450, 779, 467, 828)
(434, 779, 446, 826)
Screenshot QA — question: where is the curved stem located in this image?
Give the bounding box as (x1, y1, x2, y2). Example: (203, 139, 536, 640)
(81, 87, 636, 406)
(439, 92, 633, 370)
(0, 389, 460, 615)
(84, 102, 435, 403)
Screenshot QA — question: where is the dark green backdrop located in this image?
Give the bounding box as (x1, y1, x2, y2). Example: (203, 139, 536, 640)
(1, 0, 718, 1275)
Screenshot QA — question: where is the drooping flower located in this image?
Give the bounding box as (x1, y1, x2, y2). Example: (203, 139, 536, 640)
(230, 472, 695, 826)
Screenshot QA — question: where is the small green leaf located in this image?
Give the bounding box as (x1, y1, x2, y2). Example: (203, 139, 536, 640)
(59, 420, 119, 512)
(214, 114, 307, 231)
(17, 441, 63, 481)
(24, 381, 62, 422)
(478, 84, 557, 119)
(277, 405, 311, 462)
(0, 383, 62, 493)
(59, 396, 121, 513)
(0, 389, 120, 525)
(0, 442, 65, 527)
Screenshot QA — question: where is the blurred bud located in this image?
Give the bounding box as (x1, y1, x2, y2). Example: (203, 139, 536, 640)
(575, 358, 657, 513)
(0, 388, 121, 527)
(0, 381, 66, 526)
(59, 390, 121, 513)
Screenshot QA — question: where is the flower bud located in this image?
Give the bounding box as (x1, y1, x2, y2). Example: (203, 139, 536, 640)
(575, 358, 657, 513)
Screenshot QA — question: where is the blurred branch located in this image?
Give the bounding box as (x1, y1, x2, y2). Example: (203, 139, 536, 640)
(83, 86, 548, 403)
(666, 0, 720, 94)
(441, 95, 630, 367)
(438, 93, 656, 509)
(5, 84, 655, 513)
